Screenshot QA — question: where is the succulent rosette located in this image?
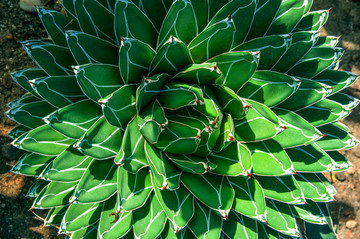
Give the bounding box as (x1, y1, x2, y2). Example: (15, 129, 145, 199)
(6, 0, 359, 238)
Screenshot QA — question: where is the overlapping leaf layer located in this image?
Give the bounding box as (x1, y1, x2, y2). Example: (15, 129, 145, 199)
(6, 0, 359, 238)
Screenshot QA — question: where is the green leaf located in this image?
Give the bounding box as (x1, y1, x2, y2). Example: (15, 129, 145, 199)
(315, 36, 340, 48)
(10, 69, 47, 98)
(187, 199, 222, 239)
(247, 139, 294, 176)
(304, 222, 336, 239)
(291, 200, 328, 224)
(136, 73, 169, 112)
(33, 181, 77, 208)
(6, 100, 56, 129)
(74, 0, 116, 43)
(278, 79, 331, 111)
(74, 159, 118, 203)
(71, 224, 98, 239)
(313, 69, 358, 94)
(294, 173, 335, 202)
(7, 124, 30, 140)
(45, 206, 68, 226)
(272, 108, 322, 148)
(208, 141, 252, 176)
(154, 183, 194, 231)
(115, 0, 157, 48)
(182, 173, 234, 217)
(61, 201, 103, 232)
(66, 31, 118, 65)
(99, 85, 137, 130)
(133, 194, 167, 239)
(23, 41, 76, 76)
(229, 176, 266, 221)
(150, 36, 193, 76)
(223, 210, 257, 239)
(327, 151, 352, 172)
(98, 195, 132, 239)
(115, 118, 148, 172)
(172, 63, 221, 85)
(29, 75, 85, 108)
(166, 153, 216, 175)
(62, 0, 76, 18)
(159, 221, 195, 238)
(285, 144, 333, 173)
(38, 8, 80, 47)
(43, 146, 93, 182)
(12, 124, 75, 156)
(145, 141, 181, 190)
(44, 99, 102, 139)
(255, 175, 305, 204)
(328, 92, 360, 110)
(189, 17, 235, 63)
(316, 123, 359, 150)
(11, 152, 53, 176)
(157, 0, 197, 48)
(294, 10, 329, 32)
(75, 64, 123, 102)
(27, 179, 49, 198)
(74, 116, 122, 159)
(265, 199, 300, 237)
(287, 47, 344, 79)
(118, 167, 153, 211)
(234, 100, 280, 142)
(207, 52, 258, 93)
(237, 71, 300, 107)
(213, 113, 235, 153)
(208, 0, 257, 48)
(119, 38, 156, 84)
(233, 35, 291, 70)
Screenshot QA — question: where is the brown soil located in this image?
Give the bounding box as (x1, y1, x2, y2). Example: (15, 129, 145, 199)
(0, 0, 360, 238)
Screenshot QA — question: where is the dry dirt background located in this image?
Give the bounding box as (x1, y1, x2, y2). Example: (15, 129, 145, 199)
(0, 0, 359, 238)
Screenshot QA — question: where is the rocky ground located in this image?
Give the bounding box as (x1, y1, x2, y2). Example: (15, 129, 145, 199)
(0, 0, 359, 238)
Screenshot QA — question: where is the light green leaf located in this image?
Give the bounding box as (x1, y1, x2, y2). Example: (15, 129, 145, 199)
(27, 179, 49, 198)
(213, 113, 235, 153)
(158, 221, 195, 238)
(304, 222, 336, 239)
(294, 10, 329, 32)
(11, 152, 53, 176)
(71, 224, 98, 239)
(172, 63, 221, 85)
(294, 173, 335, 202)
(313, 69, 358, 94)
(166, 153, 216, 175)
(316, 123, 359, 150)
(223, 210, 257, 239)
(291, 200, 328, 224)
(315, 36, 340, 48)
(328, 92, 360, 110)
(7, 124, 30, 140)
(45, 206, 68, 226)
(327, 151, 352, 172)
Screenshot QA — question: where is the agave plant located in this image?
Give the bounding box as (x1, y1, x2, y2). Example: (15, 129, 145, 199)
(6, 0, 359, 238)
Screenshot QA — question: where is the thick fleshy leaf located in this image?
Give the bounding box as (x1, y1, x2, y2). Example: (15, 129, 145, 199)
(118, 167, 153, 211)
(229, 176, 266, 221)
(23, 41, 76, 76)
(294, 10, 329, 32)
(327, 151, 352, 172)
(237, 71, 300, 107)
(43, 146, 93, 182)
(213, 113, 235, 152)
(150, 37, 193, 76)
(278, 79, 331, 111)
(189, 17, 235, 63)
(7, 124, 30, 140)
(74, 116, 122, 159)
(61, 202, 103, 232)
(182, 173, 234, 217)
(29, 75, 85, 108)
(98, 195, 132, 239)
(115, 0, 157, 48)
(6, 100, 56, 129)
(256, 175, 305, 204)
(313, 69, 358, 94)
(157, 0, 197, 48)
(133, 194, 167, 239)
(99, 85, 137, 129)
(272, 108, 322, 148)
(247, 139, 294, 176)
(315, 36, 340, 48)
(45, 206, 68, 226)
(187, 199, 222, 239)
(66, 31, 118, 65)
(71, 224, 98, 239)
(223, 210, 257, 239)
(316, 123, 359, 150)
(207, 51, 258, 93)
(234, 35, 291, 70)
(304, 222, 336, 239)
(285, 144, 333, 173)
(33, 181, 77, 208)
(62, 0, 76, 18)
(145, 142, 181, 190)
(115, 118, 148, 172)
(159, 221, 195, 238)
(291, 200, 327, 224)
(234, 100, 280, 142)
(172, 63, 221, 85)
(208, 141, 252, 176)
(75, 64, 124, 102)
(74, 159, 117, 203)
(11, 152, 53, 176)
(27, 179, 49, 198)
(166, 153, 216, 175)
(38, 8, 80, 47)
(74, 0, 116, 43)
(12, 125, 75, 156)
(154, 183, 194, 231)
(265, 199, 300, 237)
(44, 99, 102, 139)
(328, 92, 360, 110)
(119, 38, 156, 84)
(10, 69, 47, 97)
(294, 173, 335, 202)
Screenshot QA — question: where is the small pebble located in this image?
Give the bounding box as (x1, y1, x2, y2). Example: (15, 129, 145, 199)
(346, 219, 358, 229)
(19, 0, 44, 13)
(5, 32, 13, 40)
(335, 172, 346, 182)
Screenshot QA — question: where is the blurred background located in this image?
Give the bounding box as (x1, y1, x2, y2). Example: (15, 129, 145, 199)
(0, 0, 359, 238)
